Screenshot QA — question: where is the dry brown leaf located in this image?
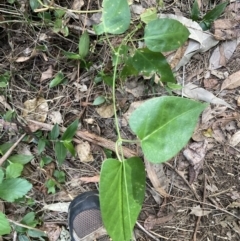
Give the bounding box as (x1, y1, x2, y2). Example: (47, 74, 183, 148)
(96, 104, 114, 118)
(144, 158, 169, 197)
(144, 213, 174, 230)
(229, 130, 240, 147)
(22, 97, 49, 122)
(183, 140, 207, 184)
(190, 205, 212, 217)
(212, 19, 240, 40)
(79, 175, 100, 183)
(40, 65, 53, 82)
(49, 111, 63, 124)
(76, 140, 94, 162)
(43, 202, 70, 212)
(71, 0, 84, 10)
(221, 70, 240, 90)
(15, 49, 38, 62)
(44, 223, 61, 241)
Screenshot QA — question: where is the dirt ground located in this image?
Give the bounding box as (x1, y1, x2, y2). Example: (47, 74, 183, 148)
(0, 0, 240, 240)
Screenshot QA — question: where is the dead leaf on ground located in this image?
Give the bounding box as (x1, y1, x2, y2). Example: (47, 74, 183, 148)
(15, 49, 38, 62)
(174, 83, 233, 109)
(71, 0, 84, 10)
(49, 111, 63, 124)
(144, 213, 174, 230)
(76, 140, 94, 162)
(183, 140, 208, 184)
(229, 130, 240, 147)
(40, 65, 53, 82)
(43, 202, 70, 213)
(79, 175, 100, 183)
(209, 39, 238, 69)
(211, 19, 240, 41)
(226, 2, 240, 21)
(221, 70, 240, 90)
(73, 82, 88, 92)
(22, 97, 49, 122)
(96, 104, 114, 118)
(43, 223, 61, 241)
(190, 205, 212, 217)
(144, 158, 169, 198)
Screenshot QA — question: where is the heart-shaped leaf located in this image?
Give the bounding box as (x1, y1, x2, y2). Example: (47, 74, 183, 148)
(144, 18, 190, 52)
(100, 157, 146, 241)
(94, 0, 130, 35)
(131, 48, 175, 82)
(129, 96, 208, 163)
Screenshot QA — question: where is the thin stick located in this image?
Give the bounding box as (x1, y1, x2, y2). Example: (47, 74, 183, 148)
(136, 221, 160, 241)
(28, 120, 137, 158)
(0, 133, 26, 166)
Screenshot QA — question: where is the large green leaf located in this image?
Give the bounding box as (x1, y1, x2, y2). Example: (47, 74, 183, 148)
(144, 18, 190, 52)
(129, 97, 208, 163)
(0, 178, 32, 202)
(6, 163, 23, 179)
(100, 158, 146, 241)
(0, 212, 11, 235)
(8, 154, 34, 165)
(131, 48, 175, 82)
(94, 0, 130, 35)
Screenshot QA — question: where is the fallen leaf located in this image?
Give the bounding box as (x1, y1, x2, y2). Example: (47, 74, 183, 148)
(44, 223, 61, 241)
(22, 97, 49, 122)
(227, 202, 240, 209)
(43, 202, 70, 212)
(79, 175, 100, 183)
(71, 0, 84, 10)
(190, 205, 212, 217)
(96, 104, 114, 118)
(221, 70, 240, 90)
(76, 140, 94, 162)
(73, 83, 88, 92)
(49, 111, 63, 124)
(15, 49, 38, 62)
(40, 65, 53, 82)
(144, 213, 174, 230)
(229, 130, 240, 147)
(125, 81, 145, 97)
(144, 158, 169, 197)
(209, 40, 238, 70)
(183, 140, 208, 184)
(174, 83, 233, 109)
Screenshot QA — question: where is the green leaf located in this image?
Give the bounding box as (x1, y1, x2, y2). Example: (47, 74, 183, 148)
(140, 8, 157, 24)
(79, 31, 90, 59)
(0, 178, 32, 202)
(61, 120, 79, 141)
(27, 229, 47, 238)
(63, 140, 75, 156)
(120, 60, 138, 79)
(55, 141, 67, 165)
(21, 212, 37, 227)
(29, 0, 40, 11)
(131, 48, 175, 82)
(0, 71, 10, 88)
(45, 179, 56, 194)
(94, 0, 130, 34)
(191, 0, 201, 21)
(129, 96, 208, 163)
(49, 71, 65, 88)
(0, 212, 11, 235)
(8, 154, 34, 165)
(38, 138, 46, 154)
(93, 96, 106, 106)
(18, 234, 30, 241)
(201, 2, 228, 30)
(0, 143, 13, 155)
(54, 9, 66, 18)
(6, 163, 23, 179)
(144, 18, 190, 52)
(63, 51, 81, 60)
(167, 82, 182, 90)
(0, 169, 4, 184)
(40, 156, 52, 168)
(100, 158, 146, 241)
(112, 45, 129, 66)
(54, 170, 65, 183)
(50, 124, 60, 140)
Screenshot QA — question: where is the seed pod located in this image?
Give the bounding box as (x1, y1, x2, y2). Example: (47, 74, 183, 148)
(79, 31, 90, 59)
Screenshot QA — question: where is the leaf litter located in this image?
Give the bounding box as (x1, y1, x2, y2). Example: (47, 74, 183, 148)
(1, 0, 240, 240)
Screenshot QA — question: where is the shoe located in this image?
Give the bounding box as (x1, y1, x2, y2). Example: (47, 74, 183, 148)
(68, 190, 108, 241)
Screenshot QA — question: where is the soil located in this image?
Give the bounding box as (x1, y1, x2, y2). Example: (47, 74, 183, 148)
(0, 0, 240, 241)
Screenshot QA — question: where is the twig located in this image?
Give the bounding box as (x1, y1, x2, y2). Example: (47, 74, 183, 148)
(28, 120, 137, 158)
(8, 219, 47, 234)
(164, 162, 200, 201)
(136, 221, 160, 241)
(192, 174, 207, 241)
(0, 133, 26, 166)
